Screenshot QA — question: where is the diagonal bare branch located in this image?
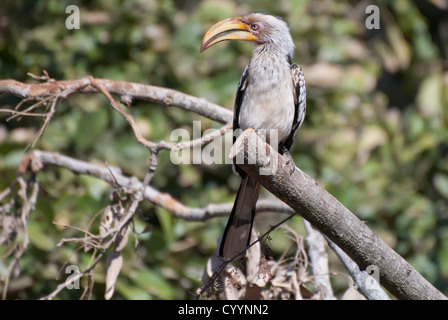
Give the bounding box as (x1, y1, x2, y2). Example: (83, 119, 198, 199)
(230, 128, 447, 300)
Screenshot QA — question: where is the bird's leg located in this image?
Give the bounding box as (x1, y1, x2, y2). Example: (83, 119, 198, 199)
(280, 146, 296, 175)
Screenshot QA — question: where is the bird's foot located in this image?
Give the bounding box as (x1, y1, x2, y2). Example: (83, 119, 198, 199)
(282, 150, 296, 175)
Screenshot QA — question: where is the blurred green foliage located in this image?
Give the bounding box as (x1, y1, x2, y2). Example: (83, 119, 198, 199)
(0, 0, 447, 299)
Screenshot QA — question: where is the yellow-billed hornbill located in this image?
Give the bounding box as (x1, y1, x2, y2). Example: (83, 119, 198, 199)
(201, 12, 306, 260)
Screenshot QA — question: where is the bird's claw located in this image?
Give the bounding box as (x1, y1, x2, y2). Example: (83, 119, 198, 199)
(282, 151, 296, 175)
(285, 159, 296, 175)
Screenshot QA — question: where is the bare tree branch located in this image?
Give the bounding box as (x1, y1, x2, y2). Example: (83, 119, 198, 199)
(0, 77, 233, 124)
(230, 128, 447, 300)
(19, 150, 293, 221)
(303, 220, 335, 300)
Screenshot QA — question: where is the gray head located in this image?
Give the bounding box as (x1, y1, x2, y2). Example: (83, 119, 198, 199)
(200, 12, 295, 58)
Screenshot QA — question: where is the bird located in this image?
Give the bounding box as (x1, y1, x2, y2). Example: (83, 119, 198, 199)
(200, 12, 306, 260)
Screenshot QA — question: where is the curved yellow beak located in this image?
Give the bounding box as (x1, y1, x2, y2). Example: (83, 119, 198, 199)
(200, 17, 258, 52)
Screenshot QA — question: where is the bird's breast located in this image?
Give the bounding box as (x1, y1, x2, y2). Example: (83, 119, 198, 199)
(238, 57, 295, 144)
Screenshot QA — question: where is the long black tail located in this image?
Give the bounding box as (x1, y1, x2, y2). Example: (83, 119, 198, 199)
(219, 174, 260, 259)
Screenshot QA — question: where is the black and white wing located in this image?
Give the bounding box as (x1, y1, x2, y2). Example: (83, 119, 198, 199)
(283, 64, 306, 151)
(232, 65, 249, 177)
(233, 65, 249, 141)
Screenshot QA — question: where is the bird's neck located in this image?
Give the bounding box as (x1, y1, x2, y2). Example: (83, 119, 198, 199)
(245, 43, 294, 98)
(248, 44, 292, 80)
(252, 43, 293, 65)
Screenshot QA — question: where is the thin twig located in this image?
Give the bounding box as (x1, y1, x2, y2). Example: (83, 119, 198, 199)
(157, 122, 233, 152)
(42, 190, 141, 299)
(88, 77, 158, 151)
(40, 249, 107, 300)
(1, 175, 39, 299)
(0, 108, 47, 118)
(6, 96, 54, 121)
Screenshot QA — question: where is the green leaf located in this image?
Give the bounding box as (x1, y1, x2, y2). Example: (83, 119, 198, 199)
(28, 222, 55, 252)
(116, 278, 152, 300)
(133, 269, 176, 299)
(434, 174, 448, 198)
(417, 73, 443, 117)
(74, 107, 109, 153)
(156, 208, 175, 245)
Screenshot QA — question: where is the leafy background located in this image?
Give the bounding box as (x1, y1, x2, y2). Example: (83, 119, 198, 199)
(0, 0, 447, 299)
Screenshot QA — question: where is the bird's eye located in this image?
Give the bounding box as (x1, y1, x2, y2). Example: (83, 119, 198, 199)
(250, 23, 259, 31)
